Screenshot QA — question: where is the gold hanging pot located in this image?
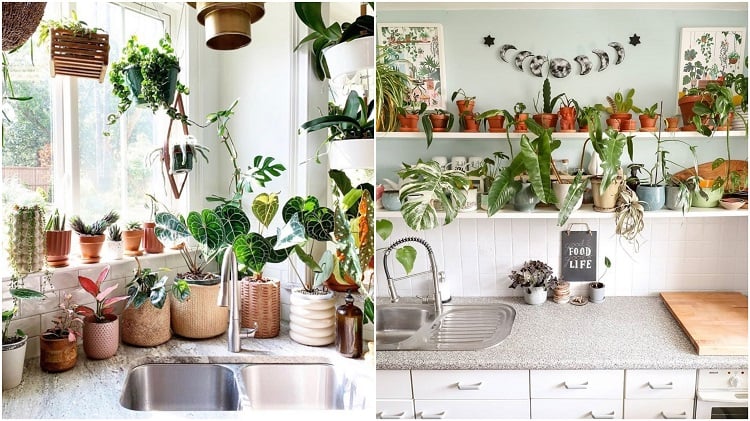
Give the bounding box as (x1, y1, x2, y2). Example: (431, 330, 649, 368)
(193, 2, 265, 50)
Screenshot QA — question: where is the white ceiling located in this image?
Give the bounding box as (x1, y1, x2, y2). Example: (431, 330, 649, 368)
(376, 1, 749, 11)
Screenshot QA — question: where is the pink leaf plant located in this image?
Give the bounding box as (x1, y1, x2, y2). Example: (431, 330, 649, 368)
(47, 293, 83, 342)
(75, 265, 128, 323)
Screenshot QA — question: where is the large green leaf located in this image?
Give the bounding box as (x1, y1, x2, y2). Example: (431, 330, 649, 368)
(10, 288, 45, 300)
(154, 212, 190, 244)
(265, 235, 292, 264)
(596, 130, 627, 195)
(187, 209, 224, 254)
(398, 161, 469, 231)
(274, 213, 307, 249)
(376, 219, 393, 240)
(251, 193, 279, 228)
(556, 172, 587, 227)
(282, 196, 319, 223)
(313, 250, 335, 288)
(293, 245, 322, 273)
(215, 204, 251, 245)
(487, 156, 524, 215)
(303, 206, 334, 242)
(395, 246, 417, 274)
(233, 233, 271, 276)
(328, 169, 353, 195)
(294, 2, 339, 41)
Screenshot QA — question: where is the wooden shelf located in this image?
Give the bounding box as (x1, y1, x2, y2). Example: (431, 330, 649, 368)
(376, 130, 747, 140)
(377, 204, 748, 220)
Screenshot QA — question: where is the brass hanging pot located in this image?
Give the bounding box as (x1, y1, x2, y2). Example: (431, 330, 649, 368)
(194, 2, 265, 50)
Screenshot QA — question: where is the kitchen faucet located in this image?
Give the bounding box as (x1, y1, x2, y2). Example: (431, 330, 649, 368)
(383, 237, 443, 315)
(218, 248, 258, 352)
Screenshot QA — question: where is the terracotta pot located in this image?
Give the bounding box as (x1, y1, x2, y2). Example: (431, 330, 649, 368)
(122, 229, 143, 256)
(533, 113, 559, 130)
(83, 314, 119, 360)
(78, 234, 105, 264)
(606, 118, 621, 130)
(397, 114, 419, 132)
(716, 112, 734, 131)
(121, 298, 171, 347)
(428, 113, 449, 132)
(239, 278, 280, 338)
(456, 99, 475, 114)
(142, 222, 163, 254)
(558, 106, 576, 132)
(665, 116, 680, 132)
(170, 279, 229, 339)
(486, 115, 506, 133)
(578, 124, 589, 133)
(39, 334, 77, 373)
(609, 112, 632, 123)
(621, 119, 637, 131)
(461, 114, 479, 132)
(515, 113, 529, 132)
(678, 94, 711, 131)
(46, 230, 71, 268)
(591, 176, 624, 212)
(289, 289, 335, 346)
(638, 114, 659, 131)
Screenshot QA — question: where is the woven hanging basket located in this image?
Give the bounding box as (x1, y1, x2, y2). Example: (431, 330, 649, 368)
(2, 2, 47, 51)
(239, 277, 280, 339)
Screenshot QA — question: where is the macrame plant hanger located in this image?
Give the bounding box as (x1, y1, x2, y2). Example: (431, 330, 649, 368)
(163, 93, 189, 199)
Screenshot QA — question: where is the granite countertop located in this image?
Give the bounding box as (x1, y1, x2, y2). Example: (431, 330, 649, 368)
(376, 296, 748, 371)
(2, 323, 374, 419)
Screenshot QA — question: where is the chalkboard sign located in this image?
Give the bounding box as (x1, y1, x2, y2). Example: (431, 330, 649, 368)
(561, 230, 597, 282)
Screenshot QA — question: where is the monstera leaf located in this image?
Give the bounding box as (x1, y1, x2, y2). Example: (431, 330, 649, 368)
(154, 212, 191, 244)
(187, 209, 224, 255)
(302, 206, 334, 242)
(233, 233, 271, 277)
(215, 204, 251, 246)
(398, 161, 470, 231)
(251, 193, 279, 228)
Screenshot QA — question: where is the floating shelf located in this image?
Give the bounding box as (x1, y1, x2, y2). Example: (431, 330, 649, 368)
(377, 204, 747, 220)
(376, 130, 747, 140)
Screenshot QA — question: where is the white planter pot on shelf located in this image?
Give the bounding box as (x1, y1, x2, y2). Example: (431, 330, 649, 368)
(323, 36, 374, 79)
(2, 335, 27, 390)
(289, 289, 336, 346)
(328, 138, 374, 170)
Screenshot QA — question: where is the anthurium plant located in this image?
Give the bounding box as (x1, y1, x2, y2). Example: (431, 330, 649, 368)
(75, 266, 128, 323)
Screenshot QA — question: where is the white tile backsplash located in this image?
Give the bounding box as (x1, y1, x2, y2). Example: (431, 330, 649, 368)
(377, 216, 749, 299)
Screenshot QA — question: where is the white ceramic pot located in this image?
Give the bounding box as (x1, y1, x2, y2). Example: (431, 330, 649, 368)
(107, 240, 123, 260)
(289, 289, 336, 346)
(323, 36, 374, 79)
(589, 282, 606, 303)
(2, 335, 27, 390)
(327, 138, 374, 170)
(553, 181, 583, 211)
(523, 286, 547, 305)
(459, 189, 478, 212)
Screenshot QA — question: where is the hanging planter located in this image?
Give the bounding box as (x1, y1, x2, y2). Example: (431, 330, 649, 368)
(194, 2, 266, 50)
(327, 138, 374, 170)
(37, 12, 110, 82)
(323, 36, 374, 79)
(2, 2, 47, 52)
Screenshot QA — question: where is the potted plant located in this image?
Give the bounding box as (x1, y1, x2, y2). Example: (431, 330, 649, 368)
(75, 266, 128, 360)
(293, 2, 373, 81)
(451, 88, 476, 114)
(421, 108, 454, 147)
(121, 257, 171, 347)
(106, 224, 123, 260)
(107, 33, 189, 128)
(2, 286, 44, 389)
(299, 90, 374, 169)
(508, 260, 559, 305)
(595, 88, 637, 130)
(122, 221, 143, 257)
(513, 102, 529, 133)
(7, 204, 46, 276)
(40, 293, 82, 373)
(459, 111, 480, 132)
(557, 95, 577, 132)
(589, 257, 611, 304)
(478, 109, 506, 133)
(615, 186, 646, 250)
(397, 160, 470, 231)
(69, 210, 119, 264)
(634, 103, 659, 131)
(396, 100, 426, 133)
(532, 77, 564, 130)
(376, 45, 410, 132)
(37, 11, 109, 82)
(148, 135, 210, 176)
(467, 151, 510, 210)
(584, 111, 634, 212)
(571, 100, 596, 133)
(142, 195, 163, 254)
(45, 209, 71, 268)
(678, 86, 712, 131)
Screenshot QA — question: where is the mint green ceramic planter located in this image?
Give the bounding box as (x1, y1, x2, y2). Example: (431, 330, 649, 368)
(692, 187, 723, 208)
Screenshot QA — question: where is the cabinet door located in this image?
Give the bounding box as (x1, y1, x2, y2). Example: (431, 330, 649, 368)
(377, 399, 416, 419)
(531, 370, 624, 399)
(412, 370, 529, 400)
(378, 370, 414, 399)
(625, 370, 697, 399)
(624, 398, 695, 419)
(415, 399, 530, 419)
(531, 399, 623, 419)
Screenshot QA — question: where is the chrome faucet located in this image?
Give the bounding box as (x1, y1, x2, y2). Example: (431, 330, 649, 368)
(218, 248, 258, 353)
(383, 237, 443, 315)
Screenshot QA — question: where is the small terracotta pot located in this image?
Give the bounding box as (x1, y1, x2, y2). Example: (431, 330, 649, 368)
(486, 115, 506, 132)
(429, 113, 449, 132)
(142, 222, 163, 254)
(606, 118, 621, 130)
(78, 234, 105, 264)
(639, 114, 659, 131)
(533, 113, 559, 130)
(558, 107, 576, 132)
(515, 113, 529, 132)
(122, 229, 143, 256)
(121, 298, 171, 347)
(40, 334, 78, 373)
(46, 230, 71, 268)
(716, 112, 734, 131)
(678, 94, 711, 131)
(461, 114, 479, 132)
(609, 112, 632, 123)
(665, 117, 680, 132)
(621, 119, 637, 131)
(578, 124, 589, 133)
(83, 314, 119, 360)
(456, 99, 475, 114)
(397, 114, 419, 132)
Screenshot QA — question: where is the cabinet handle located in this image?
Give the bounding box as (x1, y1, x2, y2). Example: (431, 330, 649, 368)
(661, 411, 687, 419)
(377, 411, 406, 419)
(590, 410, 616, 419)
(456, 381, 483, 390)
(648, 381, 674, 389)
(418, 411, 446, 419)
(564, 381, 589, 389)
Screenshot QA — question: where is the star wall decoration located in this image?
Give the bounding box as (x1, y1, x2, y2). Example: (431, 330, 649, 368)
(629, 33, 641, 46)
(483, 35, 495, 47)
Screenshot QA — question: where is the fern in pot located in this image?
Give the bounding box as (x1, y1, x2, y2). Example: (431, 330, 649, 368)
(509, 260, 559, 305)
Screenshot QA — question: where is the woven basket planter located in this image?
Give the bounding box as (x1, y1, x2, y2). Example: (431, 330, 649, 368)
(240, 278, 280, 339)
(121, 297, 171, 347)
(2, 2, 47, 51)
(171, 280, 229, 339)
(50, 29, 110, 82)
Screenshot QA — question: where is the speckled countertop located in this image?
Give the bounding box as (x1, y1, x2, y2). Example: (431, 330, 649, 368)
(376, 296, 748, 370)
(2, 322, 374, 419)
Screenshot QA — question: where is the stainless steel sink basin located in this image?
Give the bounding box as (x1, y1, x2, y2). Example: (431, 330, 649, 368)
(120, 364, 240, 411)
(240, 363, 340, 409)
(376, 303, 516, 351)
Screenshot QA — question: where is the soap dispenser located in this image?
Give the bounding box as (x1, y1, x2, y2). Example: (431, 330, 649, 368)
(335, 290, 362, 358)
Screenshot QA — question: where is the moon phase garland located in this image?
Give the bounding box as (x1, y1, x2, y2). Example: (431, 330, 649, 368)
(496, 40, 628, 78)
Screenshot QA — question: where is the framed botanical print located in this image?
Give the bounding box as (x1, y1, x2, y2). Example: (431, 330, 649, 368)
(378, 23, 447, 110)
(678, 27, 746, 95)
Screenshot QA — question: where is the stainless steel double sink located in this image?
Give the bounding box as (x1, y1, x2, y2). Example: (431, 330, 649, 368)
(120, 363, 366, 411)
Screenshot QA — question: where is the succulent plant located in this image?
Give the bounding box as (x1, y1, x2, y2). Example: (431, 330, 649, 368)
(69, 210, 119, 236)
(45, 209, 67, 231)
(107, 224, 122, 241)
(6, 205, 46, 275)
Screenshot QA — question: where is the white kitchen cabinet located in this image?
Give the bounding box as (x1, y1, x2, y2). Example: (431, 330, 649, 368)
(377, 399, 416, 419)
(412, 370, 529, 400)
(624, 398, 695, 419)
(531, 398, 624, 419)
(378, 370, 414, 399)
(531, 370, 624, 399)
(625, 369, 697, 399)
(415, 399, 530, 419)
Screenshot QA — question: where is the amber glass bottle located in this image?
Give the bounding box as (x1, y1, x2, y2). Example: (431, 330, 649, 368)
(335, 291, 362, 358)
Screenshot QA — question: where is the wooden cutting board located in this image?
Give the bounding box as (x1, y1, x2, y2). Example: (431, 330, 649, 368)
(661, 292, 748, 356)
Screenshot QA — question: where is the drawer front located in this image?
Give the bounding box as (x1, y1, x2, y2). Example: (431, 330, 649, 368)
(415, 399, 530, 419)
(412, 370, 529, 400)
(378, 370, 414, 399)
(624, 398, 695, 419)
(625, 370, 696, 399)
(377, 399, 416, 419)
(531, 398, 623, 419)
(531, 370, 624, 399)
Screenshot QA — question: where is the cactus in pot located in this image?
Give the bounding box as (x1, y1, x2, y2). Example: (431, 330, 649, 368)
(6, 205, 46, 276)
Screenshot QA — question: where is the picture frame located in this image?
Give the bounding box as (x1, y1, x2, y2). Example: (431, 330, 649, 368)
(377, 23, 447, 110)
(677, 27, 746, 96)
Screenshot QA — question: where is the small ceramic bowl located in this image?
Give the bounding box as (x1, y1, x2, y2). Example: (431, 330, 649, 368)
(719, 197, 745, 210)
